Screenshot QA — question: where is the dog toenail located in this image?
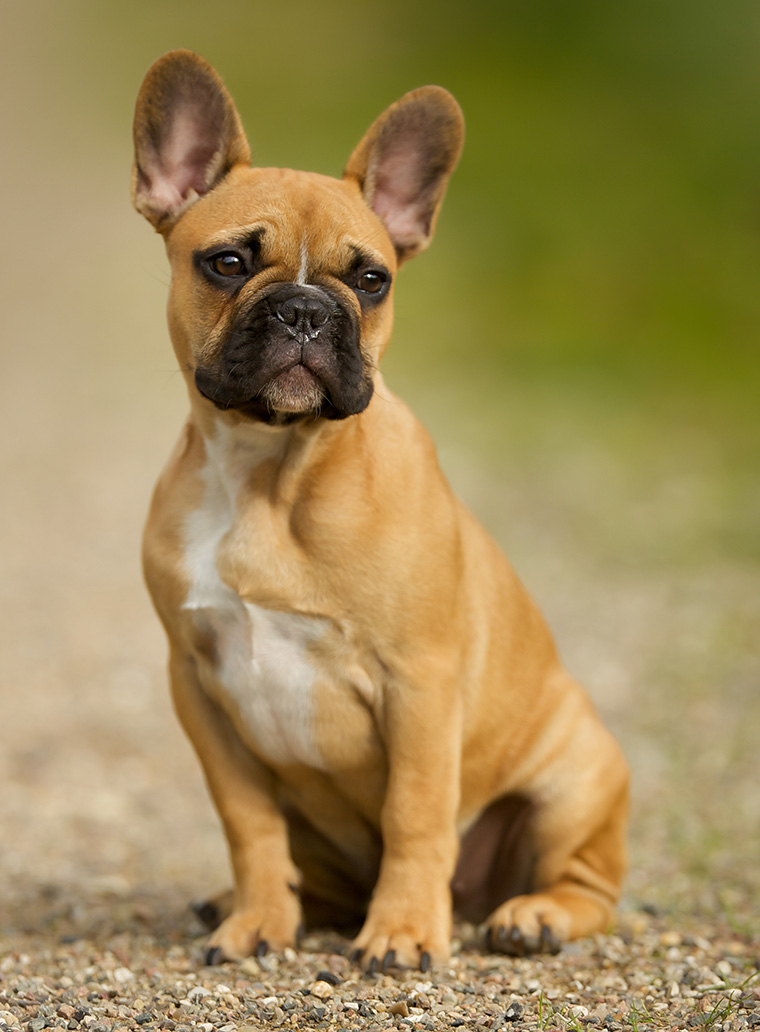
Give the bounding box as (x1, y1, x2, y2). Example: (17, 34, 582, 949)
(192, 900, 220, 929)
(382, 949, 396, 972)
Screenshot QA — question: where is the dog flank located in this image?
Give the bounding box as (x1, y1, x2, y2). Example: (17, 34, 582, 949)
(133, 50, 629, 971)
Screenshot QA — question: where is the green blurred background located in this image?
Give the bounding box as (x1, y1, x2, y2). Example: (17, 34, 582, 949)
(1, 0, 758, 931)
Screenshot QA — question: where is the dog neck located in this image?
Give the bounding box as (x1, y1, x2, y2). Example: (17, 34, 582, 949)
(186, 394, 344, 508)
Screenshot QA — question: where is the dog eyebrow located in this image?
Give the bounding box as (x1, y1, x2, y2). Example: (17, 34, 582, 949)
(346, 243, 388, 272)
(197, 226, 266, 253)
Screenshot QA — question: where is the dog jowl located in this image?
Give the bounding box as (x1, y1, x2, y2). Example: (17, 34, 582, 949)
(133, 49, 629, 972)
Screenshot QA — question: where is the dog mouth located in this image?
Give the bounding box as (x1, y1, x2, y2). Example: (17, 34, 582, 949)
(196, 359, 329, 420)
(194, 282, 374, 424)
(253, 362, 326, 413)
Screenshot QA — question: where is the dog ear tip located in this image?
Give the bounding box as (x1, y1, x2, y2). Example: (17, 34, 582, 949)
(401, 84, 465, 121)
(147, 48, 206, 73)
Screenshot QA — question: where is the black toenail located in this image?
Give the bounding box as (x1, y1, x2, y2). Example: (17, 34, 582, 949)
(192, 901, 220, 929)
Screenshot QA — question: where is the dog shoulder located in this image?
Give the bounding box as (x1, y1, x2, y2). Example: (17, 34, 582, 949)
(142, 419, 207, 623)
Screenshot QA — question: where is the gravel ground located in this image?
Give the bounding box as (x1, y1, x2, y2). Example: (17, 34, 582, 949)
(1, 914, 759, 1032)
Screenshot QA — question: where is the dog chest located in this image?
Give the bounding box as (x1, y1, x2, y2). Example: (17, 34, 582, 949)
(178, 470, 325, 768)
(177, 436, 377, 773)
(195, 596, 329, 770)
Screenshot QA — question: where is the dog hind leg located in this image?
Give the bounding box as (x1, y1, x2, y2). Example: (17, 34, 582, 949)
(483, 773, 629, 955)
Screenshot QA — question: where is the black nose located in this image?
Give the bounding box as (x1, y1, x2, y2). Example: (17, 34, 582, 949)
(275, 295, 330, 336)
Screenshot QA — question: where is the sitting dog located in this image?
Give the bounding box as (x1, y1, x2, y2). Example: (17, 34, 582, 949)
(132, 50, 629, 972)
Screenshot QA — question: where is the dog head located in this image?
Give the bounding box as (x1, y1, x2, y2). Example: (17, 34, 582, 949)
(132, 51, 464, 425)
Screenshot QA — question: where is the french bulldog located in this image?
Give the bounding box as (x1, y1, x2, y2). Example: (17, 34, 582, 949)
(132, 49, 629, 972)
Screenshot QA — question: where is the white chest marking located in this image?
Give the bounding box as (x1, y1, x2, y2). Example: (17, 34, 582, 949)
(181, 428, 326, 769)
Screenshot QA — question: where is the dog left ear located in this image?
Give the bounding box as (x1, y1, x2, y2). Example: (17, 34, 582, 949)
(344, 86, 464, 263)
(132, 50, 251, 232)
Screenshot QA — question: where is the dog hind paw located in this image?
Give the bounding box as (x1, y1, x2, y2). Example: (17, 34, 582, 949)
(485, 894, 571, 956)
(485, 918, 562, 956)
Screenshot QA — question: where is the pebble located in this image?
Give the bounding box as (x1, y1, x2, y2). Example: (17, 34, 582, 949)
(315, 969, 342, 986)
(311, 980, 333, 999)
(387, 999, 410, 1016)
(186, 987, 210, 1001)
(237, 958, 260, 977)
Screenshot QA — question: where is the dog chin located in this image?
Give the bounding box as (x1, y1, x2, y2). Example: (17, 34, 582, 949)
(260, 364, 327, 414)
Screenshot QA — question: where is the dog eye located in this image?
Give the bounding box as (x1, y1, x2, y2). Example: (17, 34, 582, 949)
(356, 271, 387, 294)
(210, 253, 246, 277)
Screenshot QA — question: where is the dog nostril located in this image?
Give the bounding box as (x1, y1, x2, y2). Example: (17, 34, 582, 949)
(276, 298, 300, 326)
(275, 296, 329, 332)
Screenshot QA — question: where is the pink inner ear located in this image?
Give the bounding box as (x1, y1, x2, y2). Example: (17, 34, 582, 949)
(142, 104, 220, 213)
(372, 145, 430, 248)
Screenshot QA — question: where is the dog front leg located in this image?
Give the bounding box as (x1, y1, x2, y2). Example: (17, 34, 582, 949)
(351, 675, 461, 972)
(169, 649, 302, 961)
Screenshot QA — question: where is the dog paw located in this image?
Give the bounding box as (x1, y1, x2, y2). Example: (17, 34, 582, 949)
(204, 899, 302, 962)
(485, 894, 572, 956)
(350, 912, 450, 972)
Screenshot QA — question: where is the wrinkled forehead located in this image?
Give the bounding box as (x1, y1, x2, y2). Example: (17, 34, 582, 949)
(167, 166, 397, 270)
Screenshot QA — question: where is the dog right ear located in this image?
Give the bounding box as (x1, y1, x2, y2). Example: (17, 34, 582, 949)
(132, 50, 251, 232)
